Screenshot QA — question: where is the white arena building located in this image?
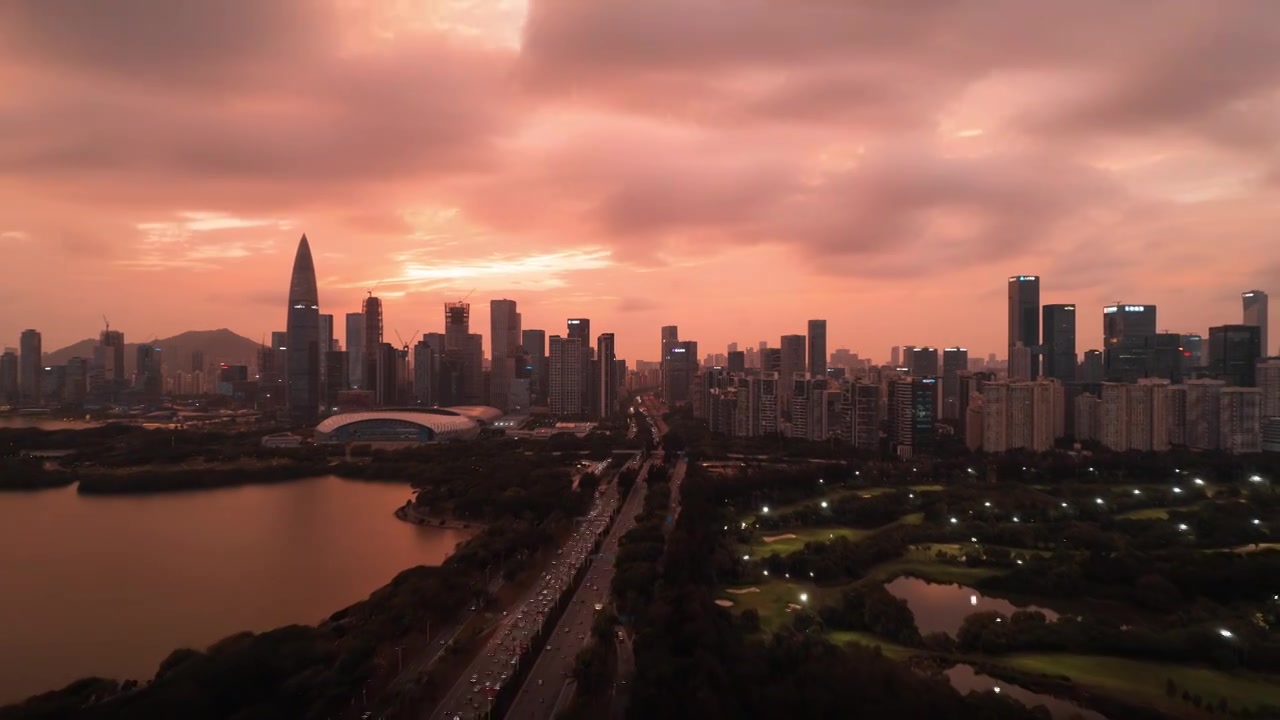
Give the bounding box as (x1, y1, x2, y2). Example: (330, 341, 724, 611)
(314, 406, 503, 444)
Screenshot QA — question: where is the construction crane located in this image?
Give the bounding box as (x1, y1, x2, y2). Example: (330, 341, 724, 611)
(459, 288, 476, 304)
(102, 315, 110, 333)
(368, 281, 381, 298)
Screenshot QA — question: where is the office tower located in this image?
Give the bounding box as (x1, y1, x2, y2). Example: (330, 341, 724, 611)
(663, 340, 698, 406)
(941, 347, 968, 420)
(319, 314, 335, 354)
(490, 299, 521, 412)
(135, 343, 162, 397)
(362, 293, 384, 393)
(1184, 378, 1227, 450)
(661, 326, 679, 360)
(1208, 324, 1262, 387)
(412, 336, 439, 406)
(19, 329, 42, 406)
(901, 345, 916, 370)
(1008, 344, 1033, 381)
(323, 350, 348, 412)
(1180, 333, 1204, 367)
(888, 377, 936, 458)
(1042, 304, 1077, 382)
(1243, 290, 1268, 356)
(761, 347, 781, 374)
(744, 346, 758, 369)
(1258, 358, 1280, 417)
(727, 350, 745, 373)
(95, 328, 126, 399)
(1149, 333, 1185, 383)
(370, 342, 397, 407)
(64, 357, 87, 405)
(522, 329, 547, 406)
(285, 235, 321, 424)
(190, 350, 204, 374)
(346, 312, 366, 389)
(890, 346, 900, 367)
(598, 333, 618, 418)
(807, 319, 827, 378)
(1220, 388, 1263, 453)
(0, 350, 17, 405)
(567, 319, 594, 417)
(909, 346, 939, 377)
(444, 303, 483, 404)
(1103, 303, 1157, 381)
(779, 334, 807, 410)
(728, 342, 738, 354)
(1080, 350, 1103, 383)
(549, 335, 583, 416)
(1008, 275, 1041, 379)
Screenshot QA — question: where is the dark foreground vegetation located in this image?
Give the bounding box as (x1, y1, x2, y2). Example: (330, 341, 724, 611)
(622, 461, 1048, 720)
(0, 439, 604, 720)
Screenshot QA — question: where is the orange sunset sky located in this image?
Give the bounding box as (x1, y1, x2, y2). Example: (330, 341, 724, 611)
(2, 0, 1279, 362)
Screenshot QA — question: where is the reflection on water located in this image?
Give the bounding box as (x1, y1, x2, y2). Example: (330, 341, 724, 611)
(947, 664, 1108, 720)
(0, 476, 469, 705)
(885, 576, 1058, 636)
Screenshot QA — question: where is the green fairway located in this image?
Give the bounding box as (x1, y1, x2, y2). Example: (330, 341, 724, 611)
(827, 630, 915, 660)
(998, 653, 1280, 715)
(720, 578, 849, 632)
(752, 527, 875, 556)
(865, 545, 1005, 584)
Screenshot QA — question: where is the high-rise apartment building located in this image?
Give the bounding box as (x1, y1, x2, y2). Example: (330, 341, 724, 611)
(890, 346, 901, 367)
(789, 377, 830, 441)
(598, 333, 618, 419)
(19, 329, 41, 406)
(807, 320, 827, 378)
(1103, 303, 1157, 382)
(135, 344, 163, 397)
(1127, 379, 1171, 452)
(779, 334, 807, 408)
(1042, 304, 1077, 382)
(1243, 290, 1268, 357)
(982, 381, 1056, 453)
(941, 347, 968, 420)
(285, 235, 321, 424)
(1208, 324, 1262, 387)
(1099, 382, 1128, 451)
(1184, 378, 1227, 450)
(1258, 358, 1280, 418)
(567, 319, 594, 417)
(345, 312, 366, 389)
(847, 381, 882, 450)
(1008, 275, 1040, 379)
(1008, 344, 1033, 381)
(1220, 387, 1263, 454)
(549, 335, 583, 416)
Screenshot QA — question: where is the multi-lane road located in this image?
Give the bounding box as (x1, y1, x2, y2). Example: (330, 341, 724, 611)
(504, 457, 653, 718)
(424, 462, 631, 720)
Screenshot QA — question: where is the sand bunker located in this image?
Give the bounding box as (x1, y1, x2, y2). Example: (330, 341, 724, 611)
(785, 603, 802, 612)
(725, 587, 761, 595)
(762, 534, 798, 543)
(715, 599, 735, 607)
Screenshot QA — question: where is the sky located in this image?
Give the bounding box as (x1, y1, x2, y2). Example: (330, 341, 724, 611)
(2, 0, 1279, 363)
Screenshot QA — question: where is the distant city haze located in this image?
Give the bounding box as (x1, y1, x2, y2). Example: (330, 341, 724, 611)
(0, 471, 469, 705)
(3, 2, 1279, 362)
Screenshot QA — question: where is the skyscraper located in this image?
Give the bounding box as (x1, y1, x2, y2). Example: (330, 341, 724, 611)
(1243, 290, 1269, 357)
(285, 234, 321, 424)
(568, 319, 594, 417)
(1008, 275, 1040, 379)
(0, 350, 17, 405)
(19, 329, 41, 406)
(598, 333, 617, 418)
(1180, 333, 1204, 367)
(549, 335, 583, 416)
(319, 314, 335, 353)
(909, 347, 939, 377)
(807, 319, 827, 378)
(345, 312, 366, 389)
(1042, 304, 1077, 382)
(1208, 324, 1262, 387)
(661, 326, 679, 361)
(490, 299, 521, 411)
(522, 329, 547, 407)
(941, 347, 968, 420)
(362, 293, 383, 395)
(663, 340, 698, 406)
(1103, 303, 1157, 381)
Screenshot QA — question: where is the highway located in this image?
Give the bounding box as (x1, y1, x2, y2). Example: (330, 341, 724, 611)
(503, 457, 653, 719)
(424, 461, 631, 720)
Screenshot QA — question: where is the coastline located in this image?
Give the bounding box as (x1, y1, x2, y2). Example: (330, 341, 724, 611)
(394, 503, 481, 531)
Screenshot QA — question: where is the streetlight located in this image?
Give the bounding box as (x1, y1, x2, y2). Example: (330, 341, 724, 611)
(1173, 487, 1183, 494)
(1219, 628, 1235, 639)
(1133, 489, 1142, 495)
(742, 554, 750, 561)
(1095, 498, 1105, 504)
(1250, 475, 1263, 484)
(762, 506, 770, 514)
(799, 593, 808, 603)
(1194, 478, 1205, 486)
(820, 501, 828, 508)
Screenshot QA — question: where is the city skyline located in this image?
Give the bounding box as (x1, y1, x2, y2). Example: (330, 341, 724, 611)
(4, 2, 1280, 362)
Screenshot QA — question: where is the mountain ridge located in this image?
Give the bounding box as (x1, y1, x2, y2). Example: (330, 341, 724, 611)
(43, 329, 263, 375)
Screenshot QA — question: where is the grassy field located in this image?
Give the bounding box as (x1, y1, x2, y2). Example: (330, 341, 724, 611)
(720, 578, 851, 632)
(827, 630, 916, 660)
(997, 653, 1280, 715)
(753, 527, 876, 556)
(864, 544, 1005, 585)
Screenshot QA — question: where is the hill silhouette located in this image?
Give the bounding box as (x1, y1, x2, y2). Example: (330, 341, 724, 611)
(44, 329, 263, 375)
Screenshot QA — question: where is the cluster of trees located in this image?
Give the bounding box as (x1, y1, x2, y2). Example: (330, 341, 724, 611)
(623, 463, 1052, 720)
(816, 584, 923, 647)
(611, 464, 672, 619)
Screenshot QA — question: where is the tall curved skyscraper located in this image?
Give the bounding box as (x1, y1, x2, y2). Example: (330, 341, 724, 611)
(286, 234, 321, 424)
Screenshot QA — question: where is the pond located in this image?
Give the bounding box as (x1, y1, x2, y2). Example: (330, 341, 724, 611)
(885, 576, 1059, 636)
(946, 664, 1108, 720)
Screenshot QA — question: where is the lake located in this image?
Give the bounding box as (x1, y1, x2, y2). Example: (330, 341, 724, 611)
(885, 576, 1059, 636)
(0, 416, 103, 430)
(0, 475, 471, 705)
(946, 664, 1108, 720)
